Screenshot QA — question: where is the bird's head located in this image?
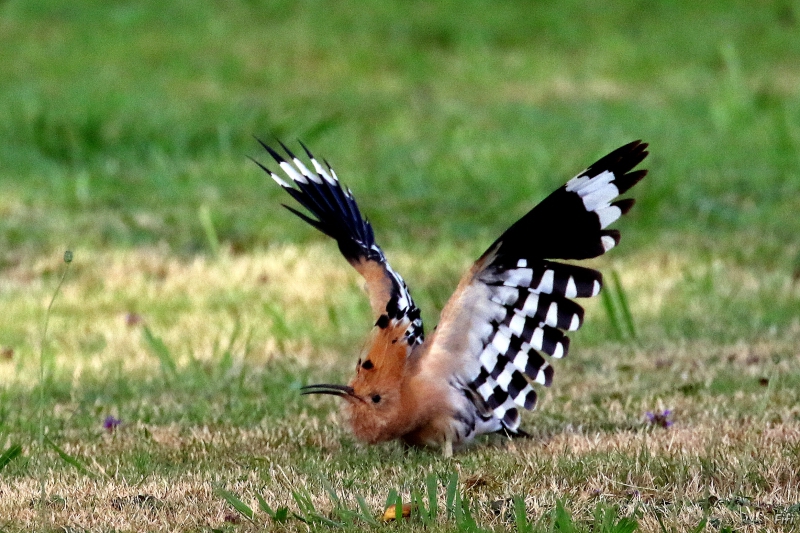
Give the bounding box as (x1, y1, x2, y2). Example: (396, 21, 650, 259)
(301, 319, 415, 443)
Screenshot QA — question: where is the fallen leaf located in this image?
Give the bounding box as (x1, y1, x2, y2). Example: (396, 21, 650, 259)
(382, 502, 413, 521)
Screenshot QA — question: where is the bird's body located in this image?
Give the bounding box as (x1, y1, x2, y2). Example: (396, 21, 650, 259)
(255, 140, 648, 454)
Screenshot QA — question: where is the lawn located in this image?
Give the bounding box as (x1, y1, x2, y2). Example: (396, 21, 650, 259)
(0, 0, 799, 531)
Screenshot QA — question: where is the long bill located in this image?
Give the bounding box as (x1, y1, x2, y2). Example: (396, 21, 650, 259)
(300, 383, 357, 398)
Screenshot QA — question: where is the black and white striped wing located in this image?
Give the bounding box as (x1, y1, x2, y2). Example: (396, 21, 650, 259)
(254, 140, 424, 346)
(432, 141, 648, 432)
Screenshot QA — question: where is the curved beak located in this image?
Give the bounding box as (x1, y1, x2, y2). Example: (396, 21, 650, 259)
(300, 383, 357, 399)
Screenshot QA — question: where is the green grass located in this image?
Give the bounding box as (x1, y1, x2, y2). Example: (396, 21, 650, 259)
(1, 0, 799, 531)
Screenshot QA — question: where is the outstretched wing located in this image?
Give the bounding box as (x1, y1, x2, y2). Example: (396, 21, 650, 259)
(423, 140, 648, 431)
(254, 140, 424, 346)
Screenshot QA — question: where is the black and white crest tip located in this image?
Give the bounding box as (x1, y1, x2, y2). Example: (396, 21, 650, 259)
(464, 140, 648, 431)
(254, 139, 424, 345)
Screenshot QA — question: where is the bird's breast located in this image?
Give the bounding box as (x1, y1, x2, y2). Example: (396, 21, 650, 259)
(401, 376, 500, 449)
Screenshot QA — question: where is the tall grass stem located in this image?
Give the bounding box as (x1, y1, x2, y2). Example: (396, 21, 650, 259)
(38, 250, 73, 522)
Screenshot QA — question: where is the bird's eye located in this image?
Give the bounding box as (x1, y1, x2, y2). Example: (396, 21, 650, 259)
(371, 394, 381, 403)
(361, 360, 374, 370)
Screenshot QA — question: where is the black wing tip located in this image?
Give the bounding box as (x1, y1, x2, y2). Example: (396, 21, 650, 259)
(616, 169, 648, 194)
(260, 140, 379, 261)
(620, 139, 649, 158)
(616, 140, 649, 175)
(559, 335, 571, 357)
(297, 139, 315, 160)
(601, 228, 621, 242)
(253, 137, 286, 167)
(282, 204, 324, 231)
(264, 144, 287, 164)
(612, 198, 636, 215)
(252, 136, 286, 163)
(543, 365, 555, 387)
(588, 139, 649, 177)
(253, 135, 270, 150)
(277, 139, 299, 161)
(248, 154, 275, 176)
(502, 408, 520, 429)
(480, 140, 649, 265)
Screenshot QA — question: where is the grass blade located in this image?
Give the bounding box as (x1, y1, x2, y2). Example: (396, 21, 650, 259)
(215, 487, 254, 521)
(411, 488, 432, 524)
(384, 488, 403, 522)
(142, 326, 177, 377)
(199, 204, 221, 258)
(600, 278, 625, 340)
(689, 517, 708, 533)
(455, 492, 484, 533)
(654, 507, 670, 533)
(513, 495, 532, 533)
(45, 437, 96, 478)
(321, 477, 341, 506)
(255, 492, 275, 516)
(255, 492, 290, 523)
(445, 472, 458, 518)
(426, 473, 438, 521)
(553, 500, 576, 532)
(355, 495, 380, 526)
(612, 270, 637, 340)
(38, 251, 73, 518)
(292, 489, 341, 527)
(0, 444, 22, 472)
(290, 489, 311, 519)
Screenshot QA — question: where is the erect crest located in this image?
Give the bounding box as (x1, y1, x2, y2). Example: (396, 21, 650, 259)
(351, 318, 413, 390)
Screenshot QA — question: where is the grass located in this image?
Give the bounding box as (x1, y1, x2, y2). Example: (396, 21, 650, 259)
(1, 0, 799, 531)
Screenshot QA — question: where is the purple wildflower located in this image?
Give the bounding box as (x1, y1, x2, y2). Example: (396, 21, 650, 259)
(646, 409, 673, 428)
(103, 415, 121, 433)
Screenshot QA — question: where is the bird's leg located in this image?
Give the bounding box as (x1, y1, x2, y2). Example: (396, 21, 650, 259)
(443, 436, 453, 458)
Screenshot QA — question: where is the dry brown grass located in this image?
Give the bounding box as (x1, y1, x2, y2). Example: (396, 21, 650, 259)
(1, 246, 798, 531)
(1, 418, 798, 531)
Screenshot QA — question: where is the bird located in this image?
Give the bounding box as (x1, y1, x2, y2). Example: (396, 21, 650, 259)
(253, 139, 648, 456)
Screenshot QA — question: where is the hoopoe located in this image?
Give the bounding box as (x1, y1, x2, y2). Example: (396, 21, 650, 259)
(254, 140, 648, 455)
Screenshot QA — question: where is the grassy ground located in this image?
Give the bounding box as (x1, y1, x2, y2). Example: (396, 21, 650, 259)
(1, 0, 799, 531)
